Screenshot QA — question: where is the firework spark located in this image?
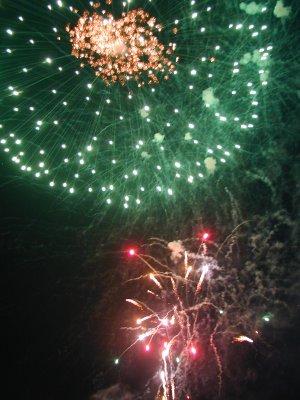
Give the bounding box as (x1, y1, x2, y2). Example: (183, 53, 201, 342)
(117, 215, 297, 399)
(232, 335, 254, 343)
(67, 3, 176, 86)
(119, 237, 263, 399)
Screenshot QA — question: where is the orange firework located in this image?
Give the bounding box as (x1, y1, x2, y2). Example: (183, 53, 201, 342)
(66, 4, 176, 86)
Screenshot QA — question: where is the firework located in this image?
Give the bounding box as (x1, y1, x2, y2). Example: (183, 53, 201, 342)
(67, 4, 176, 86)
(122, 241, 223, 399)
(0, 1, 291, 212)
(118, 227, 292, 399)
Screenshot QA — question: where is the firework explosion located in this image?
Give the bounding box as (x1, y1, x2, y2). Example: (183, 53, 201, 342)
(122, 240, 224, 400)
(116, 219, 296, 399)
(0, 1, 298, 399)
(67, 3, 176, 86)
(0, 0, 287, 212)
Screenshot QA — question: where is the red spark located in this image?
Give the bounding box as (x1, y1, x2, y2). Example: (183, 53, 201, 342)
(129, 248, 136, 256)
(202, 232, 210, 240)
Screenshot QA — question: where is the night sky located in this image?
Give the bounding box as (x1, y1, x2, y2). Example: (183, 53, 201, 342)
(1, 1, 300, 399)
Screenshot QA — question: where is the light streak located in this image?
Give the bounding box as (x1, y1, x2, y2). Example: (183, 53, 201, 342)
(160, 370, 168, 400)
(184, 251, 188, 267)
(126, 298, 143, 309)
(136, 315, 153, 325)
(138, 330, 156, 341)
(149, 273, 163, 289)
(233, 335, 254, 343)
(195, 264, 209, 295)
(185, 265, 193, 279)
(147, 290, 160, 298)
